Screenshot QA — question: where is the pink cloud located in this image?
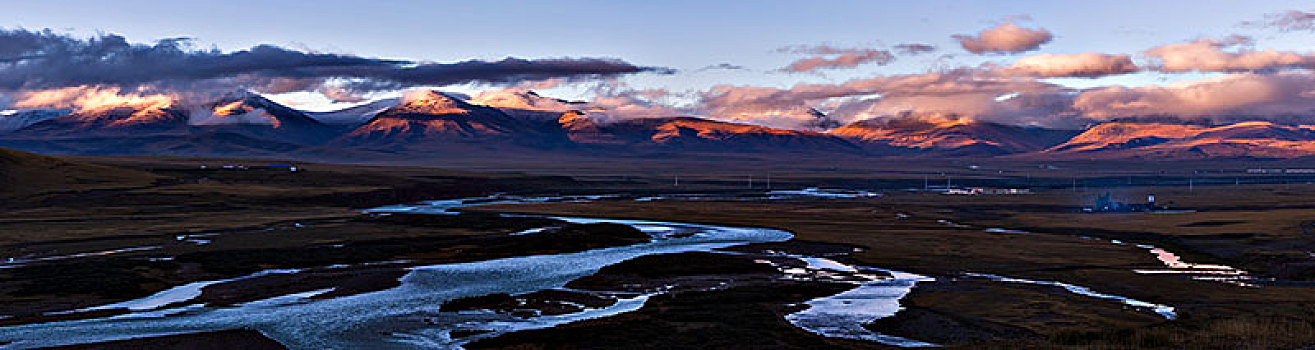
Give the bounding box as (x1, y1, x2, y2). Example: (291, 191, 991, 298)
(1073, 73, 1315, 120)
(13, 86, 176, 111)
(1003, 53, 1139, 78)
(776, 45, 895, 73)
(952, 23, 1053, 54)
(1144, 36, 1315, 73)
(693, 69, 1315, 129)
(696, 70, 1076, 129)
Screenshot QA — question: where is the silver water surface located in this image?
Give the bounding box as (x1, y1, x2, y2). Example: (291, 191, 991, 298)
(0, 197, 791, 349)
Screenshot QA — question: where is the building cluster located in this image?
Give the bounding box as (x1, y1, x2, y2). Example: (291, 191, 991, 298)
(1247, 168, 1315, 174)
(197, 164, 299, 172)
(1086, 192, 1161, 212)
(940, 187, 1032, 195)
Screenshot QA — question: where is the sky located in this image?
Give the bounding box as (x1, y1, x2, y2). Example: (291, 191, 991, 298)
(4, 0, 1315, 130)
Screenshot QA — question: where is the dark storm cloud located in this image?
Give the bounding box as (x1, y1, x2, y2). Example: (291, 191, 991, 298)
(334, 57, 674, 90)
(0, 28, 671, 91)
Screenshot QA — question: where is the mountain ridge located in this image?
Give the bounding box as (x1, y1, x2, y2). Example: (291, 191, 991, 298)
(4, 89, 1315, 161)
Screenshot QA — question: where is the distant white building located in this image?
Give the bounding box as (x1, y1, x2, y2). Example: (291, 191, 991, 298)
(943, 187, 1031, 195)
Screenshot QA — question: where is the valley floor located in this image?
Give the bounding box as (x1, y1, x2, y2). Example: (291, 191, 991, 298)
(474, 186, 1315, 348)
(4, 152, 1315, 348)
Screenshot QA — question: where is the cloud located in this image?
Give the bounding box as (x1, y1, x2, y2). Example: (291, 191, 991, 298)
(314, 85, 369, 103)
(893, 43, 936, 55)
(999, 14, 1034, 22)
(822, 85, 1078, 128)
(584, 80, 681, 120)
(466, 79, 680, 123)
(952, 23, 1053, 54)
(470, 88, 585, 112)
(1072, 73, 1315, 120)
(1143, 35, 1315, 73)
(1001, 53, 1139, 78)
(695, 63, 747, 72)
(335, 57, 674, 91)
(695, 70, 1077, 129)
(12, 86, 175, 110)
(800, 108, 843, 131)
(1252, 10, 1315, 31)
(776, 44, 895, 72)
(513, 78, 569, 90)
(0, 28, 671, 94)
(696, 69, 1315, 129)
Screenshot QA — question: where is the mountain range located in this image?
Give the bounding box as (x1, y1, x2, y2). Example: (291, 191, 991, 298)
(1040, 120, 1315, 159)
(2, 89, 1314, 161)
(830, 116, 1079, 156)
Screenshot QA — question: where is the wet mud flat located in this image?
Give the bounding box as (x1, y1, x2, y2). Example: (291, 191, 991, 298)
(468, 233, 1208, 349)
(17, 188, 1315, 348)
(448, 238, 951, 349)
(862, 278, 1168, 347)
(469, 194, 1315, 348)
(0, 194, 807, 349)
(0, 214, 650, 326)
(462, 248, 875, 349)
(41, 329, 286, 350)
